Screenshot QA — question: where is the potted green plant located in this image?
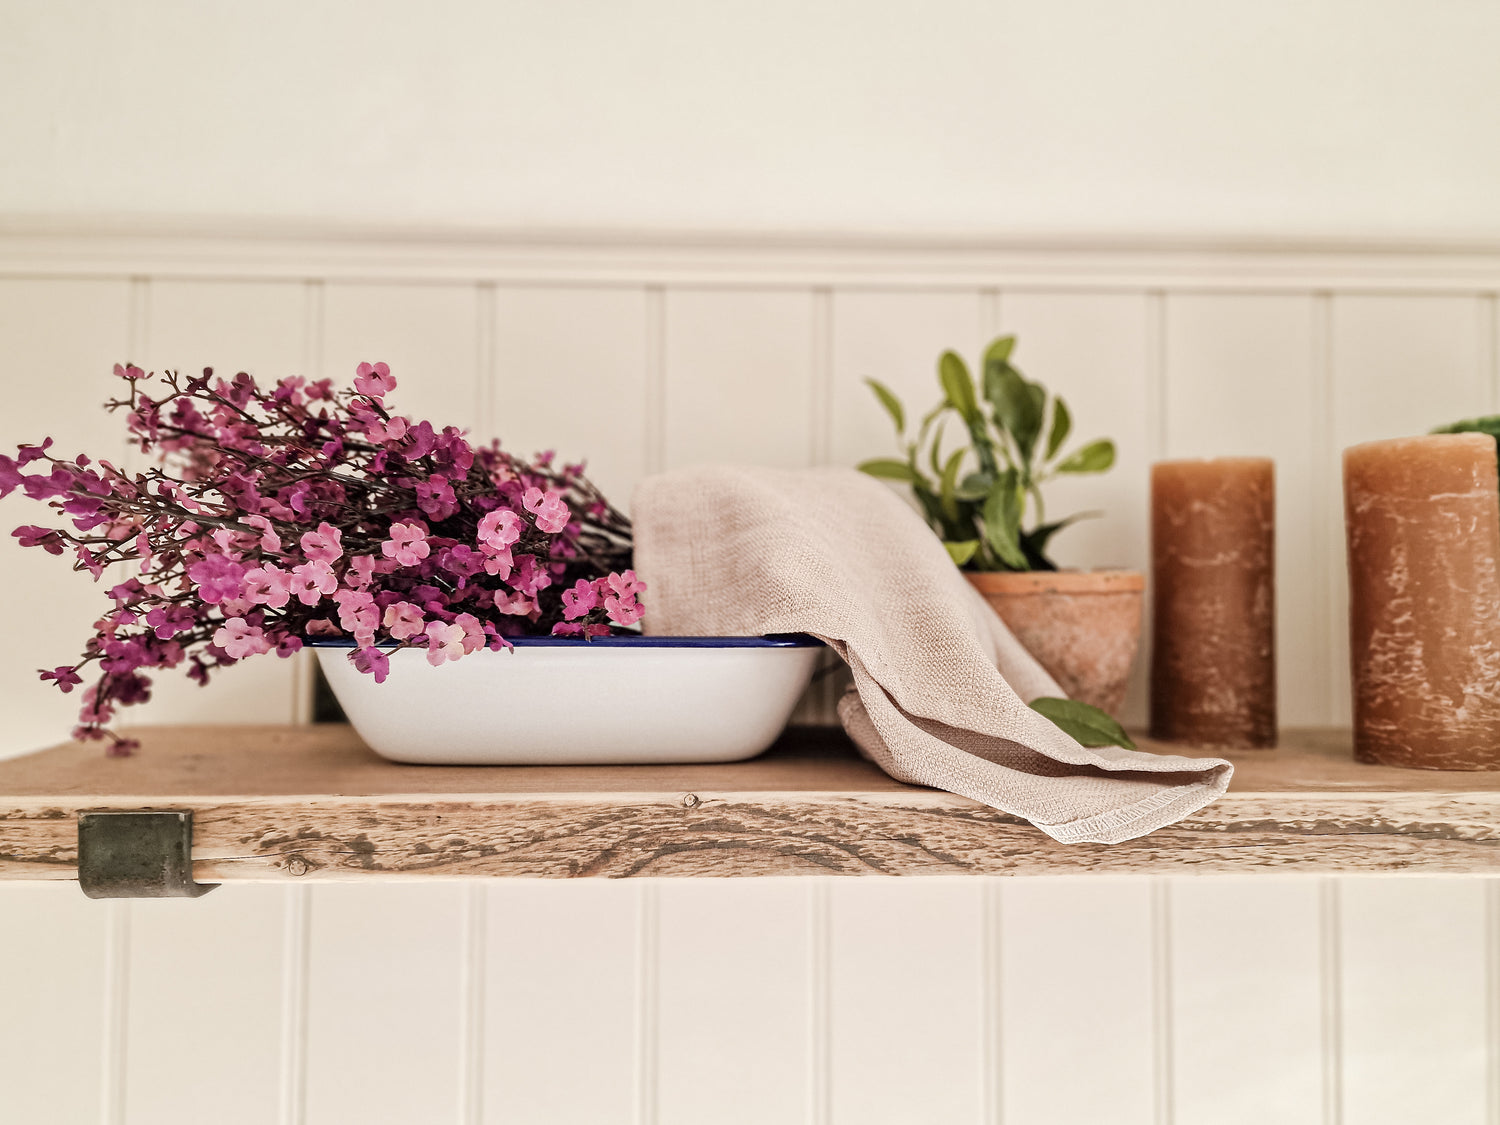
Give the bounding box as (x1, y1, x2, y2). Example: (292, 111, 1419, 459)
(859, 335, 1143, 715)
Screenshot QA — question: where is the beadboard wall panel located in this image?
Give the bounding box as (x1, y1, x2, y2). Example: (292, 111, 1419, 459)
(491, 286, 651, 502)
(304, 883, 468, 1125)
(5, 236, 1500, 1125)
(999, 877, 1159, 1125)
(0, 884, 108, 1125)
(123, 887, 287, 1125)
(484, 880, 640, 1125)
(1339, 878, 1490, 1125)
(6, 237, 1500, 741)
(1167, 877, 1325, 1125)
(653, 879, 810, 1125)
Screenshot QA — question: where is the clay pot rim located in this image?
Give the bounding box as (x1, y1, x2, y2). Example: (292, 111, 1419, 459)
(965, 568, 1145, 595)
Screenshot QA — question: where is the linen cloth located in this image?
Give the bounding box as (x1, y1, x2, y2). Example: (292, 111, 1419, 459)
(631, 465, 1232, 844)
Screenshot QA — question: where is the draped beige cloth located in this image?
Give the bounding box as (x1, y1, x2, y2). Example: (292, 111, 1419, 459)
(631, 465, 1231, 844)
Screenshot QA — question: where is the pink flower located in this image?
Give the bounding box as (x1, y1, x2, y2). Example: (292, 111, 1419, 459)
(345, 555, 377, 587)
(365, 415, 409, 444)
(522, 487, 570, 534)
(351, 646, 390, 683)
(481, 547, 513, 580)
(112, 363, 146, 380)
(187, 553, 247, 604)
(243, 515, 282, 553)
(382, 522, 430, 566)
(561, 578, 599, 620)
(607, 570, 646, 599)
(454, 613, 486, 654)
(354, 361, 396, 398)
(242, 564, 292, 609)
(213, 618, 273, 660)
(478, 508, 523, 551)
(415, 478, 457, 520)
(289, 560, 338, 606)
(333, 589, 380, 647)
(511, 554, 552, 597)
(425, 621, 467, 666)
(604, 592, 645, 627)
(493, 589, 536, 617)
(383, 601, 426, 641)
(300, 522, 343, 564)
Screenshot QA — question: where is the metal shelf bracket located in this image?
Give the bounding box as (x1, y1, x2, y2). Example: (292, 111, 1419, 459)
(77, 810, 219, 899)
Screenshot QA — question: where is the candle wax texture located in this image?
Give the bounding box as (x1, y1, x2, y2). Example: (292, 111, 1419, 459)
(1343, 433, 1500, 770)
(1150, 458, 1277, 748)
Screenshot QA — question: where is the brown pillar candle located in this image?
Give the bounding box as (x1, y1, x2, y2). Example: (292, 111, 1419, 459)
(1343, 434, 1500, 770)
(1150, 458, 1277, 748)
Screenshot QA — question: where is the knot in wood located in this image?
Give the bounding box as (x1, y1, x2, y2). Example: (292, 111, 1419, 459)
(681, 793, 701, 809)
(286, 856, 310, 877)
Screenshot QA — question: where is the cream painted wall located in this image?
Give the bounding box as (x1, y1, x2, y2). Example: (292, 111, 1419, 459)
(4, 0, 1500, 239)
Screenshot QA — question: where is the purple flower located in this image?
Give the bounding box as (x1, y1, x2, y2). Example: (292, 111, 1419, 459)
(351, 646, 390, 683)
(40, 666, 84, 693)
(382, 522, 430, 566)
(187, 553, 248, 604)
(354, 361, 396, 398)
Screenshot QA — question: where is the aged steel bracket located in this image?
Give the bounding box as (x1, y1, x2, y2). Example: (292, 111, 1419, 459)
(77, 810, 219, 899)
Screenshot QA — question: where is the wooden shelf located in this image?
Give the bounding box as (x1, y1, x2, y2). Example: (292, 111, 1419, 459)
(1, 725, 1497, 882)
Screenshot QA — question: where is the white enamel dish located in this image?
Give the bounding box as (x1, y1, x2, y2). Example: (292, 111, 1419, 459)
(311, 634, 823, 765)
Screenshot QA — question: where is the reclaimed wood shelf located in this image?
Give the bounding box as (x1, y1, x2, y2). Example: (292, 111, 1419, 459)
(0, 725, 1497, 883)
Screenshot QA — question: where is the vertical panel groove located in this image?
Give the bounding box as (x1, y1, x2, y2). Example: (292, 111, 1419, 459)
(1315, 293, 1344, 724)
(644, 286, 666, 475)
(1309, 291, 1336, 724)
(1484, 293, 1500, 413)
(810, 288, 834, 467)
(460, 883, 487, 1125)
(1319, 877, 1344, 1125)
(100, 900, 130, 1125)
(278, 886, 311, 1125)
(1488, 878, 1500, 1125)
(981, 878, 1004, 1125)
(476, 282, 497, 440)
(806, 880, 831, 1125)
(981, 287, 1002, 338)
(1150, 879, 1175, 1125)
(1145, 291, 1167, 460)
(635, 881, 660, 1125)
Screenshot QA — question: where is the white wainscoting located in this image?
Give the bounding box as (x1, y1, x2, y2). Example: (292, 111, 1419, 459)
(2, 231, 1500, 1124)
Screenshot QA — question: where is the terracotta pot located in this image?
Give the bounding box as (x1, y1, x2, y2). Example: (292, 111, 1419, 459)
(966, 570, 1145, 715)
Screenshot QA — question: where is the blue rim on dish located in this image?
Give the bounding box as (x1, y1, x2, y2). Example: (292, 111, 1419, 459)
(304, 633, 824, 649)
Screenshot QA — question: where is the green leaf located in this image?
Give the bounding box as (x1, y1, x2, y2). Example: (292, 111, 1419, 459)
(981, 471, 1027, 570)
(1028, 697, 1137, 750)
(984, 335, 1017, 367)
(938, 351, 980, 422)
(955, 469, 993, 502)
(1018, 511, 1099, 570)
(928, 417, 948, 477)
(1054, 439, 1116, 474)
(944, 539, 980, 566)
(988, 365, 1046, 466)
(938, 447, 966, 523)
(1045, 397, 1072, 461)
(857, 458, 916, 482)
(865, 378, 906, 435)
(1433, 415, 1500, 438)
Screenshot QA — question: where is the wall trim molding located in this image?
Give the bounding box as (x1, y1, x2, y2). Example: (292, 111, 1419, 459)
(5, 223, 1500, 292)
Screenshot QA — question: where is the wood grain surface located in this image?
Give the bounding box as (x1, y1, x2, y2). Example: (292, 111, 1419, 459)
(1, 725, 1498, 881)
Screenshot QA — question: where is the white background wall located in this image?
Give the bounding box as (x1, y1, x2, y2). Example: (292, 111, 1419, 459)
(4, 4, 1500, 1124)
